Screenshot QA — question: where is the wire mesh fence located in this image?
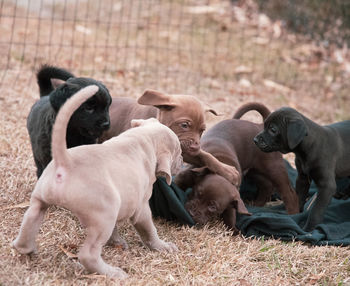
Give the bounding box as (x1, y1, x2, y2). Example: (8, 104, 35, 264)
(0, 0, 349, 103)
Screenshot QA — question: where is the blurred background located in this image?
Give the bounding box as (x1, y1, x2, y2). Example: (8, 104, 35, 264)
(0, 0, 349, 121)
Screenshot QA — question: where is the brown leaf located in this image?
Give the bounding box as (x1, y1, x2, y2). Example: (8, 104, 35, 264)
(59, 245, 78, 259)
(233, 6, 247, 24)
(263, 79, 293, 93)
(253, 37, 269, 45)
(238, 279, 252, 286)
(273, 21, 282, 38)
(235, 65, 253, 74)
(75, 25, 91, 35)
(308, 273, 325, 285)
(113, 244, 125, 250)
(239, 78, 252, 88)
(186, 6, 223, 15)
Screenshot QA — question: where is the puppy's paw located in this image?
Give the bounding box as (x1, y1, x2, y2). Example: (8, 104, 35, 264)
(106, 266, 129, 279)
(11, 239, 37, 255)
(163, 241, 178, 253)
(107, 237, 129, 250)
(220, 164, 241, 186)
(149, 240, 178, 253)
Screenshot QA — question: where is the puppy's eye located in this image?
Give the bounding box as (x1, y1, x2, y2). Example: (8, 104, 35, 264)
(180, 122, 190, 129)
(84, 102, 96, 114)
(207, 201, 217, 213)
(196, 187, 203, 197)
(84, 106, 95, 114)
(269, 126, 278, 135)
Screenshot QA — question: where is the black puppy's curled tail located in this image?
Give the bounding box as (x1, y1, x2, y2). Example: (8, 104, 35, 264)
(37, 65, 75, 97)
(233, 102, 271, 121)
(51, 85, 99, 168)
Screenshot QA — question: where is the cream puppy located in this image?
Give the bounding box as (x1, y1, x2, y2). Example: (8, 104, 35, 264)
(12, 85, 183, 279)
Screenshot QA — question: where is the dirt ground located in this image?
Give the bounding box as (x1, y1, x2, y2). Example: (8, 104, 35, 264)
(1, 1, 350, 285)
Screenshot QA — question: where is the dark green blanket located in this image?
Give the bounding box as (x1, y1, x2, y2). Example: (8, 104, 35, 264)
(237, 162, 350, 246)
(150, 178, 195, 226)
(149, 162, 350, 246)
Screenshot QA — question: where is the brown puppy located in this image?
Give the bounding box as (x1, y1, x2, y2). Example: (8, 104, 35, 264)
(178, 169, 250, 233)
(13, 86, 183, 279)
(99, 90, 240, 185)
(175, 103, 299, 231)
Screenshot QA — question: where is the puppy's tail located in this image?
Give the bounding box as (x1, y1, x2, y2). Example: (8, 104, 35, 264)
(232, 102, 271, 121)
(51, 85, 99, 168)
(37, 65, 75, 97)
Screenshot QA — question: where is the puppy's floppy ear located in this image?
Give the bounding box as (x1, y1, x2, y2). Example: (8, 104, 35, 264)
(206, 108, 220, 116)
(138, 89, 176, 110)
(207, 200, 218, 213)
(174, 166, 210, 190)
(287, 119, 308, 150)
(230, 186, 251, 215)
(174, 167, 196, 190)
(51, 78, 66, 89)
(131, 118, 159, 128)
(201, 102, 221, 116)
(191, 166, 211, 177)
(50, 81, 81, 111)
(156, 152, 173, 185)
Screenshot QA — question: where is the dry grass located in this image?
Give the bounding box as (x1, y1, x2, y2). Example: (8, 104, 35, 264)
(1, 0, 350, 285)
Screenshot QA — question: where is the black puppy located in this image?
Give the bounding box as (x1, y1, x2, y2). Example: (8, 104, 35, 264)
(28, 65, 112, 178)
(254, 107, 350, 231)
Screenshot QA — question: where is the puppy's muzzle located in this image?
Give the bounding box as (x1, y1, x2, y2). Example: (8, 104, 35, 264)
(254, 135, 268, 150)
(185, 200, 208, 225)
(180, 139, 200, 156)
(99, 120, 110, 131)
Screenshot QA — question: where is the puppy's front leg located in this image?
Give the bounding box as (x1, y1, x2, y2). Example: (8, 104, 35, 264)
(303, 176, 336, 231)
(295, 160, 311, 212)
(296, 174, 310, 213)
(268, 167, 299, 214)
(133, 205, 178, 252)
(187, 150, 240, 186)
(249, 172, 274, 207)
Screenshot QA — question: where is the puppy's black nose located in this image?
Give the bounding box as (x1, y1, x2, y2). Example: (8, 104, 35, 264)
(253, 136, 259, 145)
(100, 121, 110, 130)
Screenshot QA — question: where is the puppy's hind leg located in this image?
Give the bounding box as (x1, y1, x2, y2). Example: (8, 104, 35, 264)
(107, 225, 129, 250)
(12, 197, 48, 254)
(248, 172, 274, 207)
(271, 171, 300, 214)
(261, 159, 299, 214)
(133, 204, 178, 252)
(78, 215, 128, 279)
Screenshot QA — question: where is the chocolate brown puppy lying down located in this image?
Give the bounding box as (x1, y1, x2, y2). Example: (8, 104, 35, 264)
(175, 102, 299, 232)
(13, 86, 183, 279)
(99, 90, 240, 186)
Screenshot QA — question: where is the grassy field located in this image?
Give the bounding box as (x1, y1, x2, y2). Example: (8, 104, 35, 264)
(1, 0, 350, 285)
